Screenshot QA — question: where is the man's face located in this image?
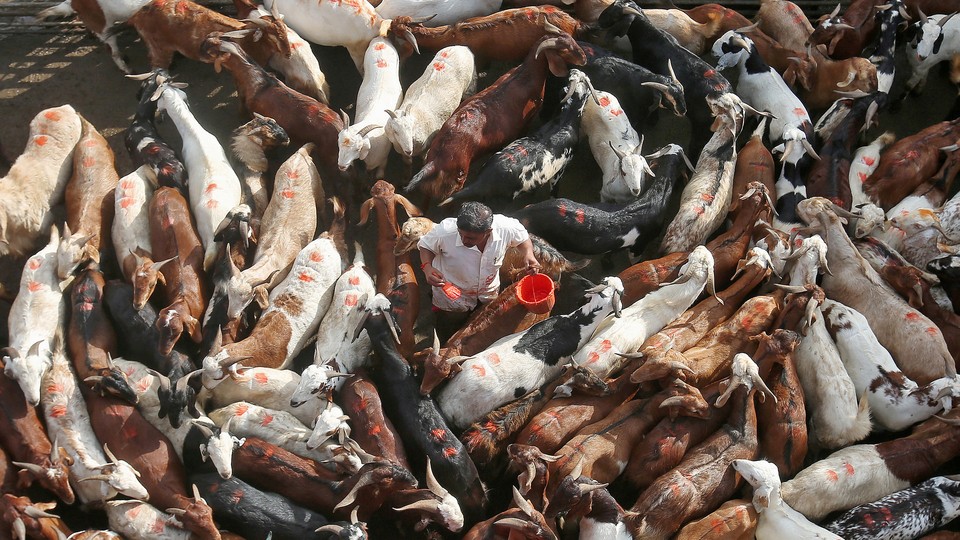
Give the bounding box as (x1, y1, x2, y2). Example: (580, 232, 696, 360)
(458, 228, 491, 248)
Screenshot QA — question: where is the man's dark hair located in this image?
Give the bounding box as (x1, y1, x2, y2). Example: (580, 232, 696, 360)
(457, 201, 494, 232)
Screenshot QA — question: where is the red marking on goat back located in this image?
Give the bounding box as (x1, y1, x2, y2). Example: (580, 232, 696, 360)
(146, 145, 161, 155)
(431, 428, 446, 441)
(711, 519, 726, 533)
(151, 518, 167, 534)
(713, 83, 726, 91)
(669, 482, 682, 496)
(46, 383, 62, 396)
(575, 209, 585, 223)
(27, 281, 43, 292)
(254, 372, 269, 385)
(439, 50, 449, 58)
(904, 150, 920, 160)
(844, 463, 854, 476)
(234, 403, 249, 416)
(120, 197, 137, 209)
(433, 61, 446, 71)
(120, 179, 136, 190)
(524, 8, 537, 20)
(599, 339, 612, 352)
(35, 135, 48, 146)
(28, 258, 41, 270)
(82, 156, 96, 168)
(122, 423, 138, 439)
(280, 189, 295, 199)
(50, 404, 68, 418)
(348, 275, 360, 285)
(610, 109, 624, 117)
(487, 353, 500, 365)
(793, 107, 807, 118)
(368, 423, 382, 436)
(374, 42, 386, 51)
(858, 172, 867, 182)
(291, 41, 303, 50)
(376, 58, 389, 69)
(137, 377, 151, 393)
(231, 489, 244, 504)
(83, 139, 97, 148)
(175, 0, 187, 14)
(694, 205, 706, 216)
(587, 352, 600, 364)
(44, 110, 62, 121)
(704, 69, 716, 78)
(905, 312, 921, 321)
(700, 193, 715, 204)
(205, 183, 218, 194)
(484, 421, 497, 433)
(927, 326, 940, 336)
(260, 413, 273, 426)
(79, 301, 94, 312)
(443, 447, 458, 457)
(472, 364, 486, 377)
(558, 203, 567, 217)
(862, 156, 876, 166)
(879, 507, 893, 523)
(344, 293, 359, 307)
(298, 271, 314, 282)
(826, 469, 839, 482)
(125, 504, 143, 519)
(599, 96, 611, 108)
(310, 251, 324, 263)
(205, 199, 219, 209)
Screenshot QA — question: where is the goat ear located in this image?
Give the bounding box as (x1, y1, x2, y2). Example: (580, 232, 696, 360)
(253, 284, 269, 310)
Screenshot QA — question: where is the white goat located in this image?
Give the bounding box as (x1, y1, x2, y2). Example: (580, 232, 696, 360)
(111, 165, 158, 282)
(154, 83, 242, 272)
(36, 0, 152, 73)
(196, 365, 323, 427)
(384, 46, 477, 162)
(437, 277, 624, 430)
(41, 350, 149, 505)
(582, 89, 654, 203)
(733, 459, 843, 539)
(3, 227, 66, 406)
(246, 4, 331, 103)
(338, 37, 403, 178)
(104, 500, 192, 540)
(0, 105, 81, 259)
(906, 12, 960, 94)
(376, 0, 502, 26)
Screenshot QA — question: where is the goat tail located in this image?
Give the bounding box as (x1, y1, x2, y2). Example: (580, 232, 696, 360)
(405, 161, 435, 194)
(34, 0, 73, 21)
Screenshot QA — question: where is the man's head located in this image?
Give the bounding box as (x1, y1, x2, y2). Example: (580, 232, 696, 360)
(457, 202, 493, 248)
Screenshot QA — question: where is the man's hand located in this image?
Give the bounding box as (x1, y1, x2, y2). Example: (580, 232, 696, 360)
(423, 262, 446, 287)
(524, 258, 541, 276)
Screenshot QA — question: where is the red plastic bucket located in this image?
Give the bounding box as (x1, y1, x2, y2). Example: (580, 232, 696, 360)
(517, 273, 555, 314)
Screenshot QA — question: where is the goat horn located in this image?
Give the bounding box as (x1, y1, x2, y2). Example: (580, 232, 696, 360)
(166, 508, 187, 516)
(535, 37, 561, 60)
(103, 443, 119, 464)
(147, 369, 172, 392)
(543, 19, 563, 35)
(735, 22, 760, 33)
(192, 484, 206, 503)
(51, 436, 62, 464)
(569, 455, 586, 480)
(431, 329, 441, 353)
(425, 458, 449, 498)
(27, 341, 43, 357)
(383, 309, 401, 345)
(78, 474, 113, 482)
(752, 372, 777, 404)
(400, 27, 420, 55)
(193, 421, 215, 439)
(126, 72, 155, 81)
(315, 524, 345, 534)
(393, 500, 439, 513)
(608, 141, 627, 161)
(12, 518, 25, 540)
(512, 486, 536, 516)
(918, 7, 929, 24)
(339, 109, 350, 127)
(384, 109, 399, 120)
(12, 462, 47, 476)
(24, 507, 59, 520)
(939, 12, 956, 27)
(578, 482, 609, 494)
(334, 474, 373, 511)
(1, 346, 18, 359)
(833, 23, 855, 30)
(829, 3, 841, 18)
(623, 4, 642, 17)
(640, 81, 671, 96)
(935, 414, 960, 425)
(220, 355, 253, 368)
(357, 124, 381, 137)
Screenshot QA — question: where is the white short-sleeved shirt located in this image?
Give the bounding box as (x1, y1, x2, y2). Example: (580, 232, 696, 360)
(418, 215, 529, 312)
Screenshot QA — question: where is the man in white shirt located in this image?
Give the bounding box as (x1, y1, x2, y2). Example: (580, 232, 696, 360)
(418, 201, 539, 342)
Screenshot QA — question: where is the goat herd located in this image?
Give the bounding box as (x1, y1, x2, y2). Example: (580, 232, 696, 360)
(4, 0, 960, 537)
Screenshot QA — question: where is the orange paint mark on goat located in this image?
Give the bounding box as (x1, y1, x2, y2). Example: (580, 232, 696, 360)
(151, 518, 166, 534)
(700, 193, 715, 204)
(50, 404, 67, 418)
(254, 372, 269, 385)
(858, 172, 867, 182)
(793, 107, 807, 117)
(348, 276, 360, 285)
(904, 150, 920, 160)
(433, 62, 445, 71)
(298, 271, 314, 282)
(694, 205, 706, 216)
(587, 352, 600, 364)
(82, 156, 96, 168)
(864, 514, 875, 527)
(862, 156, 875, 166)
(46, 383, 63, 394)
(374, 42, 386, 51)
(599, 96, 611, 108)
(125, 504, 143, 519)
(826, 469, 839, 482)
(175, 1, 187, 15)
(28, 258, 41, 270)
(575, 208, 585, 224)
(27, 281, 43, 292)
(286, 169, 299, 179)
(927, 327, 940, 336)
(44, 110, 62, 121)
(443, 447, 458, 457)
(704, 69, 716, 78)
(711, 519, 726, 533)
(280, 189, 295, 199)
(205, 199, 219, 209)
(610, 109, 624, 117)
(120, 179, 136, 190)
(120, 197, 137, 209)
(485, 421, 497, 433)
(234, 403, 249, 416)
(558, 203, 567, 217)
(35, 135, 48, 146)
(368, 424, 381, 436)
(344, 293, 359, 307)
(260, 413, 274, 426)
(599, 339, 613, 352)
(844, 463, 855, 476)
(472, 364, 486, 377)
(376, 58, 389, 69)
(431, 428, 447, 441)
(310, 251, 324, 262)
(879, 506, 893, 523)
(905, 312, 921, 321)
(487, 353, 500, 365)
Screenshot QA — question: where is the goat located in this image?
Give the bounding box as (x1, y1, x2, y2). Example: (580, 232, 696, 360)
(755, 0, 815, 51)
(68, 268, 138, 405)
(124, 0, 290, 69)
(338, 371, 409, 469)
(849, 131, 895, 211)
(40, 349, 149, 505)
(441, 68, 595, 208)
(197, 365, 322, 427)
(797, 197, 955, 384)
(201, 211, 344, 374)
(624, 354, 772, 540)
(645, 8, 717, 54)
(384, 45, 477, 163)
(103, 500, 191, 540)
(124, 70, 187, 193)
(676, 500, 757, 539)
(0, 353, 75, 504)
(112, 166, 158, 282)
(153, 82, 243, 272)
(216, 143, 322, 326)
(358, 293, 488, 527)
(198, 36, 345, 179)
(386, 460, 465, 533)
(793, 47, 878, 111)
(597, 0, 734, 155)
(231, 2, 331, 103)
(572, 246, 716, 377)
(389, 6, 586, 64)
(0, 496, 72, 540)
(733, 459, 843, 539)
(0, 105, 81, 259)
(906, 12, 960, 95)
(823, 475, 960, 539)
(436, 277, 624, 430)
(337, 37, 403, 178)
(544, 474, 631, 539)
(35, 0, 150, 72)
(230, 113, 290, 223)
(59, 117, 117, 280)
(5, 227, 66, 407)
(511, 157, 685, 257)
(376, 0, 501, 26)
(261, 0, 383, 71)
(404, 30, 587, 205)
(731, 120, 776, 220)
(752, 330, 806, 477)
(809, 0, 884, 59)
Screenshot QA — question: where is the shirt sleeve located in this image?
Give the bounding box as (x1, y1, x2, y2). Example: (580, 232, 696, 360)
(417, 224, 444, 254)
(497, 216, 530, 248)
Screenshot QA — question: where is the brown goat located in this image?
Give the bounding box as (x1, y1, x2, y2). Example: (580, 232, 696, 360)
(753, 329, 806, 478)
(339, 371, 410, 470)
(808, 0, 884, 59)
